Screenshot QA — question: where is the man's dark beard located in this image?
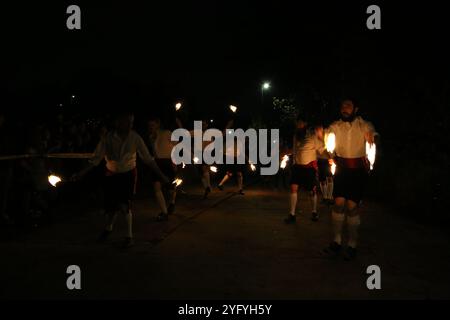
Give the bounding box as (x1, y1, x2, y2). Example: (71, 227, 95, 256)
(341, 112, 356, 122)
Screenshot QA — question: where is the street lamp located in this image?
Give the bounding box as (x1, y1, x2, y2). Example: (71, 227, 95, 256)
(261, 82, 270, 104)
(229, 105, 238, 113)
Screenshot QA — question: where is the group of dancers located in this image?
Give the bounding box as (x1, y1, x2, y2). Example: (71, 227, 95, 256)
(72, 98, 377, 261)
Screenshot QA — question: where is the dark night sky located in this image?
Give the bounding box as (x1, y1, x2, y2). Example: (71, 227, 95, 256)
(2, 1, 450, 134)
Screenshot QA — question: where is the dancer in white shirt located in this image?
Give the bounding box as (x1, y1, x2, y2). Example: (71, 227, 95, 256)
(323, 99, 377, 260)
(175, 117, 214, 199)
(148, 117, 177, 221)
(147, 116, 178, 222)
(217, 119, 246, 195)
(73, 112, 169, 248)
(285, 118, 325, 224)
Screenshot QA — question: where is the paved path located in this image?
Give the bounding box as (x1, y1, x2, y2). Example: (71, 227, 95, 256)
(1, 183, 450, 299)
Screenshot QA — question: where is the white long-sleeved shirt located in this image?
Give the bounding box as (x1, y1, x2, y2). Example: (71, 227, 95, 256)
(293, 132, 325, 165)
(327, 116, 376, 158)
(149, 130, 174, 159)
(90, 130, 154, 173)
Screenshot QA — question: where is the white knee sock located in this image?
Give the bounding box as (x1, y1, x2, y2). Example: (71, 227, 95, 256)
(311, 192, 317, 213)
(105, 213, 117, 232)
(290, 193, 297, 215)
(332, 211, 345, 245)
(347, 215, 361, 248)
(169, 190, 177, 205)
(155, 190, 168, 214)
(237, 175, 243, 190)
(126, 211, 133, 239)
(327, 180, 334, 200)
(319, 182, 325, 197)
(202, 172, 211, 189)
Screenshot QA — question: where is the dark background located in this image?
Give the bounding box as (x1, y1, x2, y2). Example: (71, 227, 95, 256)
(1, 1, 450, 223)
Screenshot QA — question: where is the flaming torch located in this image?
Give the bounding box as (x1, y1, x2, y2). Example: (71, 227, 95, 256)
(366, 142, 376, 170)
(172, 178, 183, 187)
(329, 159, 336, 176)
(280, 155, 289, 169)
(229, 105, 238, 113)
(250, 162, 256, 172)
(210, 166, 218, 173)
(325, 132, 336, 153)
(48, 175, 62, 187)
(175, 102, 183, 111)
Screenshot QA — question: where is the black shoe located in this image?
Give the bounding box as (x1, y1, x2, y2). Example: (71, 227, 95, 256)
(238, 189, 245, 195)
(97, 230, 112, 243)
(123, 237, 134, 248)
(156, 213, 169, 222)
(217, 185, 224, 191)
(323, 241, 342, 256)
(203, 187, 211, 199)
(343, 246, 357, 261)
(311, 212, 319, 222)
(284, 215, 296, 224)
(167, 203, 175, 215)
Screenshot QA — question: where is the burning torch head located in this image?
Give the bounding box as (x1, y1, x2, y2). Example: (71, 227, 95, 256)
(325, 132, 336, 153)
(48, 175, 62, 187)
(172, 178, 183, 187)
(366, 142, 376, 170)
(280, 155, 289, 169)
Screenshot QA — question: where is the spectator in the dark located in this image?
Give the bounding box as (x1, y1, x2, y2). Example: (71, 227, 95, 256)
(18, 126, 50, 225)
(0, 113, 14, 225)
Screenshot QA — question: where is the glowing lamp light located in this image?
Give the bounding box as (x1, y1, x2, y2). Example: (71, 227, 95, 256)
(262, 82, 270, 90)
(249, 161, 256, 172)
(175, 102, 182, 111)
(193, 157, 200, 164)
(48, 175, 62, 187)
(210, 166, 218, 173)
(229, 105, 238, 113)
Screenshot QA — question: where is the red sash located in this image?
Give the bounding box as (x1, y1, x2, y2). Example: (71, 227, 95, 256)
(335, 157, 368, 169)
(299, 160, 318, 170)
